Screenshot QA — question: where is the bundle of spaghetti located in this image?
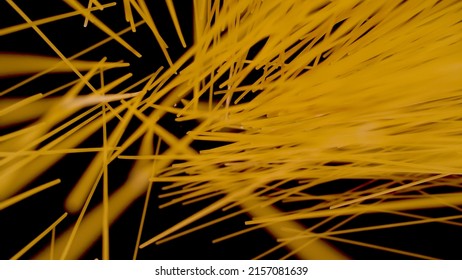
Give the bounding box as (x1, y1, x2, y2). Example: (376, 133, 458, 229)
(140, 0, 462, 256)
(1, 0, 461, 260)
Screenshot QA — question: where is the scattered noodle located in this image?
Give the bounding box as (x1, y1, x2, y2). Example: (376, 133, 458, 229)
(1, 0, 461, 260)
